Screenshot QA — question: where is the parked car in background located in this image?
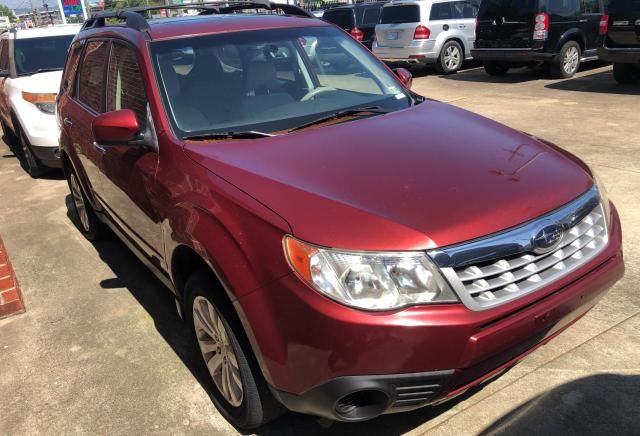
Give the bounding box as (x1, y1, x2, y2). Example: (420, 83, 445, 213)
(472, 0, 608, 78)
(323, 2, 386, 49)
(373, 0, 479, 74)
(598, 0, 640, 84)
(0, 25, 81, 177)
(0, 16, 10, 32)
(59, 2, 623, 431)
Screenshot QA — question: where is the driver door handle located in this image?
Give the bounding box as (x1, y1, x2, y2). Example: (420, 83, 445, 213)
(63, 116, 73, 127)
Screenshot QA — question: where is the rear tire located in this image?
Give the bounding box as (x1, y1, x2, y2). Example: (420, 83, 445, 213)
(435, 40, 464, 75)
(551, 41, 581, 79)
(185, 271, 284, 429)
(16, 123, 48, 178)
(64, 163, 106, 241)
(613, 63, 640, 84)
(484, 61, 510, 76)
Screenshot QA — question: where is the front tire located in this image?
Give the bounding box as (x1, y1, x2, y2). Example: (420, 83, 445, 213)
(185, 271, 283, 429)
(484, 61, 510, 76)
(435, 40, 464, 74)
(16, 123, 48, 178)
(551, 41, 581, 79)
(65, 164, 106, 241)
(613, 63, 640, 84)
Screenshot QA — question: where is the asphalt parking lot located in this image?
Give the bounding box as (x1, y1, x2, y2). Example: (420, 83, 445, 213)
(1, 63, 639, 436)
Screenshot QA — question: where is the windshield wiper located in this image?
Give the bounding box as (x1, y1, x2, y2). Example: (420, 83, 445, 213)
(288, 106, 389, 133)
(183, 131, 275, 141)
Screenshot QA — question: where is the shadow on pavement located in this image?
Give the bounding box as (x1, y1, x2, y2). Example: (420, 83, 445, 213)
(480, 374, 640, 436)
(545, 71, 640, 96)
(2, 129, 64, 180)
(443, 62, 609, 84)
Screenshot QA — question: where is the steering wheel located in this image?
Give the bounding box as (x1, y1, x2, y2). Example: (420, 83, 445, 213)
(301, 86, 338, 102)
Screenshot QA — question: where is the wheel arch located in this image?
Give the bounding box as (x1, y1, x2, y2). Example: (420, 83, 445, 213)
(555, 29, 586, 53)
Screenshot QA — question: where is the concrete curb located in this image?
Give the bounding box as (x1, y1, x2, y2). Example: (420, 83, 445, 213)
(0, 237, 24, 320)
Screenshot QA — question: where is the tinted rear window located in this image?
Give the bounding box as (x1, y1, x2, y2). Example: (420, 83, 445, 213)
(381, 4, 420, 23)
(14, 35, 74, 75)
(609, 0, 640, 14)
(323, 10, 355, 28)
(362, 6, 382, 25)
(430, 3, 452, 20)
(478, 0, 538, 20)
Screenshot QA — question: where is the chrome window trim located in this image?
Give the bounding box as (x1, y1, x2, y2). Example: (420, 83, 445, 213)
(428, 186, 608, 311)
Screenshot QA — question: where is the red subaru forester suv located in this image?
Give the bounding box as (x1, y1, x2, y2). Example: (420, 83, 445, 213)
(57, 1, 624, 429)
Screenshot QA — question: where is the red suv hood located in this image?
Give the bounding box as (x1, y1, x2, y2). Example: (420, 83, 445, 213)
(185, 100, 593, 251)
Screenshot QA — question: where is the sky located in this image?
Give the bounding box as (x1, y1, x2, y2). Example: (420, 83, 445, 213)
(1, 0, 56, 11)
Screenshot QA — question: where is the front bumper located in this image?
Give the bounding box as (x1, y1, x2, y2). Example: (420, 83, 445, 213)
(238, 206, 623, 421)
(471, 48, 555, 63)
(598, 46, 640, 64)
(30, 144, 61, 168)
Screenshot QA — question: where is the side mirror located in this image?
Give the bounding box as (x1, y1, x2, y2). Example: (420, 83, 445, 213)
(92, 109, 140, 145)
(394, 67, 413, 89)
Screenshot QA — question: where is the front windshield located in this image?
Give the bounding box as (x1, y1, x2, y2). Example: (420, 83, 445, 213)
(15, 35, 75, 76)
(151, 26, 412, 137)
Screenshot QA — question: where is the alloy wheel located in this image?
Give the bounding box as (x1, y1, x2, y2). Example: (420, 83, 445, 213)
(444, 45, 461, 72)
(193, 296, 244, 407)
(69, 173, 90, 232)
(563, 46, 580, 75)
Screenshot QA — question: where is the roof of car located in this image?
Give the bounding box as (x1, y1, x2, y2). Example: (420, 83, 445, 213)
(10, 25, 81, 39)
(146, 14, 328, 40)
(324, 2, 387, 11)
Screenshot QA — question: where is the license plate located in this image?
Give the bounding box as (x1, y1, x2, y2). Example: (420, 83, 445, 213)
(386, 32, 398, 40)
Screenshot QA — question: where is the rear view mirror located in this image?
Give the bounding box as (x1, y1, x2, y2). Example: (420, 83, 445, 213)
(93, 109, 140, 145)
(394, 68, 413, 89)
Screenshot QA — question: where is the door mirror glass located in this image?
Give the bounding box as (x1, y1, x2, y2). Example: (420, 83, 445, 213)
(394, 67, 413, 89)
(93, 109, 140, 144)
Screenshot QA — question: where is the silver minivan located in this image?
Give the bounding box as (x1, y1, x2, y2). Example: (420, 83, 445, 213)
(372, 0, 479, 74)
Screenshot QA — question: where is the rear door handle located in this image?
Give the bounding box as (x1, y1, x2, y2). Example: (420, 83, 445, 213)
(63, 116, 73, 127)
(93, 142, 107, 153)
(579, 19, 588, 23)
(459, 24, 466, 28)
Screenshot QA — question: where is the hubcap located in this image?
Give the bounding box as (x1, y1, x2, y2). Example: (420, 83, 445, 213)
(69, 173, 90, 232)
(563, 47, 580, 75)
(444, 45, 461, 71)
(193, 296, 243, 407)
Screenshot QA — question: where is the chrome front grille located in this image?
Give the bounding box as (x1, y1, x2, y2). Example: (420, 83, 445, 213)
(429, 187, 609, 311)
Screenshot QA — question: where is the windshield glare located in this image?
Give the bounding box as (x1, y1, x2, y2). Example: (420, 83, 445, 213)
(15, 35, 75, 75)
(152, 27, 411, 137)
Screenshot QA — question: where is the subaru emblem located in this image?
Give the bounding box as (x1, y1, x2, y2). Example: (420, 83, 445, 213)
(532, 223, 564, 254)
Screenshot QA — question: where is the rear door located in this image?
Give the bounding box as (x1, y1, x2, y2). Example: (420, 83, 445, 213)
(376, 2, 423, 48)
(578, 0, 603, 50)
(451, 1, 480, 50)
(323, 8, 356, 33)
(607, 0, 640, 48)
(475, 0, 538, 49)
(360, 5, 383, 47)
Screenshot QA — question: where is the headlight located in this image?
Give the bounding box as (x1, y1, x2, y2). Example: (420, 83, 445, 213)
(284, 236, 458, 311)
(591, 167, 611, 228)
(22, 92, 56, 114)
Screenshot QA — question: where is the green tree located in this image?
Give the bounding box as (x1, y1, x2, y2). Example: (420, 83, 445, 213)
(0, 4, 15, 21)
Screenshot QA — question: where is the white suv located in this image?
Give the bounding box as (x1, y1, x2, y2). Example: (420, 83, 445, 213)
(372, 0, 478, 74)
(0, 25, 80, 177)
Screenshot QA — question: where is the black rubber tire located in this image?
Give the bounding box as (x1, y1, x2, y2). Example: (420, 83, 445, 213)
(64, 163, 107, 241)
(613, 63, 640, 84)
(16, 123, 48, 178)
(184, 270, 284, 430)
(551, 41, 581, 79)
(435, 40, 464, 75)
(484, 61, 510, 76)
(0, 118, 17, 144)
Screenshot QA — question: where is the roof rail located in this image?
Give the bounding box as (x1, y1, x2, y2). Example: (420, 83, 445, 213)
(82, 1, 314, 33)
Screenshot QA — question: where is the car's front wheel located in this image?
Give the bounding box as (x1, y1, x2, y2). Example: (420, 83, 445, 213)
(16, 123, 48, 178)
(65, 164, 106, 241)
(436, 40, 464, 75)
(613, 63, 640, 84)
(185, 271, 283, 429)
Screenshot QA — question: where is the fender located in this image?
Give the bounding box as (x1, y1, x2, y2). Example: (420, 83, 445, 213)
(555, 28, 586, 54)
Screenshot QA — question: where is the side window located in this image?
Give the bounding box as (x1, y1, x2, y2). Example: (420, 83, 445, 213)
(0, 39, 9, 71)
(580, 0, 601, 13)
(106, 43, 148, 128)
(62, 42, 83, 95)
(452, 1, 478, 18)
(362, 7, 382, 25)
(77, 40, 108, 113)
(430, 3, 452, 20)
(548, 0, 577, 16)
